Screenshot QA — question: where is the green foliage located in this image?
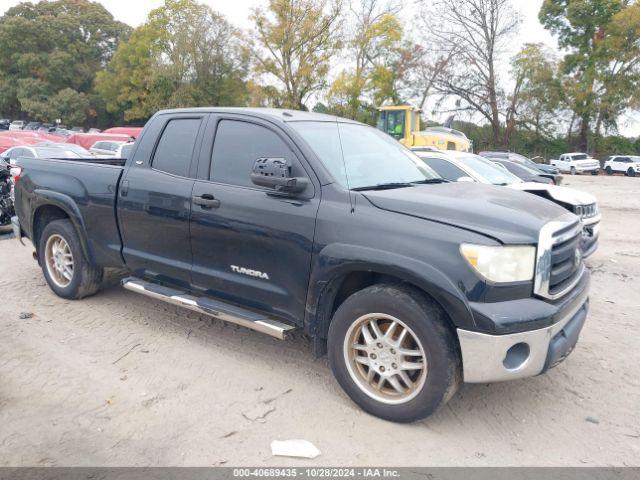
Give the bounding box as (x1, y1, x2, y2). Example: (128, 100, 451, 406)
(539, 0, 640, 151)
(327, 2, 403, 118)
(0, 0, 130, 123)
(249, 0, 343, 110)
(96, 0, 249, 122)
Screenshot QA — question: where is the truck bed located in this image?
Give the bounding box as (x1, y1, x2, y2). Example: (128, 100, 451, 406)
(15, 156, 126, 269)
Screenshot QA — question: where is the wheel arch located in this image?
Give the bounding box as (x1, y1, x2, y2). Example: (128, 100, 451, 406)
(31, 192, 93, 265)
(305, 244, 476, 339)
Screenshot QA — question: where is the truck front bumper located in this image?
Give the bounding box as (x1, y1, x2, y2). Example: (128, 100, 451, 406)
(458, 271, 589, 383)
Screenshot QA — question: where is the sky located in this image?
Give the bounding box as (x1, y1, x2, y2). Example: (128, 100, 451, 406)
(1, 0, 639, 136)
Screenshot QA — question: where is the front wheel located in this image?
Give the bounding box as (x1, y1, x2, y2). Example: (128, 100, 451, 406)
(628, 168, 636, 177)
(606, 166, 613, 175)
(327, 284, 461, 423)
(39, 219, 103, 299)
(570, 167, 576, 175)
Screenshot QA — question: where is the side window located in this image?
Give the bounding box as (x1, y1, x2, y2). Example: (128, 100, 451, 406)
(21, 149, 35, 158)
(93, 142, 104, 150)
(421, 157, 467, 181)
(210, 120, 296, 188)
(8, 148, 22, 159)
(152, 118, 201, 177)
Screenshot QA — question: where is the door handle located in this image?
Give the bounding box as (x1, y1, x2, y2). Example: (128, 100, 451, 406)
(193, 194, 221, 209)
(120, 180, 129, 197)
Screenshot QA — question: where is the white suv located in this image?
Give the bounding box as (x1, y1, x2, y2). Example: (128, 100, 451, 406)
(603, 155, 640, 177)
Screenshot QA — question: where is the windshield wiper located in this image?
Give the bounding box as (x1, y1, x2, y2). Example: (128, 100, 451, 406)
(352, 182, 414, 191)
(411, 178, 446, 184)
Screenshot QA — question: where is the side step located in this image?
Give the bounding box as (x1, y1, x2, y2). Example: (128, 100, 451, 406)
(121, 277, 296, 340)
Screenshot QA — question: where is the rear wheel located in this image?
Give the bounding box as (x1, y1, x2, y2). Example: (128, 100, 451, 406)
(39, 219, 103, 299)
(328, 284, 461, 423)
(628, 168, 636, 177)
(591, 170, 599, 175)
(605, 166, 613, 175)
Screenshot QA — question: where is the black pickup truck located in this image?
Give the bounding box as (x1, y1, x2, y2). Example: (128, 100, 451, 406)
(12, 108, 590, 422)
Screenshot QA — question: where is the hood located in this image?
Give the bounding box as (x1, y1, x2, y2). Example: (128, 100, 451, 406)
(509, 182, 596, 206)
(535, 163, 558, 174)
(360, 182, 571, 244)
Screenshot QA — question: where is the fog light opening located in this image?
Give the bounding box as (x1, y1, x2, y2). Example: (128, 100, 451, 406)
(503, 342, 530, 370)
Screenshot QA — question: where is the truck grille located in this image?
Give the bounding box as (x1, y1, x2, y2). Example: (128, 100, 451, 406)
(574, 203, 598, 220)
(535, 217, 584, 300)
(549, 222, 583, 295)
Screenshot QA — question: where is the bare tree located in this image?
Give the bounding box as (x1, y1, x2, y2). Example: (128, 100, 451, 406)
(421, 0, 520, 146)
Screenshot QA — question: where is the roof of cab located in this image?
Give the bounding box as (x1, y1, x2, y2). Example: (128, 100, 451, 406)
(154, 107, 362, 124)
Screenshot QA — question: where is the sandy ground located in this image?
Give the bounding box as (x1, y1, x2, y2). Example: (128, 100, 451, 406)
(0, 175, 639, 467)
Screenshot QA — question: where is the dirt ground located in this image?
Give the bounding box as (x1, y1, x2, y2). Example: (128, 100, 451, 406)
(0, 175, 638, 467)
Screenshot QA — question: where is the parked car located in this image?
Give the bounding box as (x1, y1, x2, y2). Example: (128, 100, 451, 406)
(38, 123, 54, 133)
(490, 158, 556, 185)
(1, 145, 84, 164)
(115, 142, 135, 159)
(413, 149, 600, 258)
(89, 140, 127, 157)
(551, 153, 600, 175)
(9, 120, 25, 131)
(87, 128, 101, 133)
(23, 122, 42, 131)
(12, 108, 591, 423)
(36, 142, 93, 157)
(71, 126, 85, 133)
(479, 151, 562, 183)
(0, 119, 10, 130)
(603, 155, 640, 177)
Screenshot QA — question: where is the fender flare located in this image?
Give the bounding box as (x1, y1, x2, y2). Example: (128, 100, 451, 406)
(305, 243, 476, 336)
(30, 190, 94, 264)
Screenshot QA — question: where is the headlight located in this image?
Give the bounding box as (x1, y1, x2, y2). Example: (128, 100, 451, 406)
(460, 244, 535, 283)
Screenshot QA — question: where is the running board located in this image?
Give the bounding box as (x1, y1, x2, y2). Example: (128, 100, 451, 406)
(121, 277, 296, 340)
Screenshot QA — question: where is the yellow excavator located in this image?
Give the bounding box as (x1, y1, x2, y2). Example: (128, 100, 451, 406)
(376, 105, 472, 152)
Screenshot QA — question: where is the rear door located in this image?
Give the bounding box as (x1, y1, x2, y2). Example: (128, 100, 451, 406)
(189, 115, 320, 325)
(118, 113, 207, 287)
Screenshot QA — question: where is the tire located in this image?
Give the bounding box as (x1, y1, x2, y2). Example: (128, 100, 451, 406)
(606, 166, 613, 175)
(38, 219, 103, 299)
(570, 167, 576, 175)
(327, 284, 461, 423)
(628, 168, 636, 177)
(591, 170, 599, 175)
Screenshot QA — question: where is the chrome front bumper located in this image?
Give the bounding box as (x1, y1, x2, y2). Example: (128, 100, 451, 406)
(457, 296, 588, 383)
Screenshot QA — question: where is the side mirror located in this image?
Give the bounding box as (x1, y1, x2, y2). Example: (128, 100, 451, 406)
(251, 157, 309, 194)
(456, 176, 475, 183)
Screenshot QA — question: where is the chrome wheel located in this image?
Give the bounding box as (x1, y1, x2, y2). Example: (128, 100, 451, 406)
(344, 313, 427, 405)
(45, 234, 74, 288)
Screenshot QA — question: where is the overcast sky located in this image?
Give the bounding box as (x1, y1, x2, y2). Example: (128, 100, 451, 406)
(2, 0, 639, 135)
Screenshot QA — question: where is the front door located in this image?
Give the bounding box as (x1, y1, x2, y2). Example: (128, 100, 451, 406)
(189, 116, 319, 325)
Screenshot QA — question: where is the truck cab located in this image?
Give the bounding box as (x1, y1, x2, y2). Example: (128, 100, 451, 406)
(377, 105, 472, 152)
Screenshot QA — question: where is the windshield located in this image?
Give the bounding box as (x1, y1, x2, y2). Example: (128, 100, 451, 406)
(455, 154, 522, 185)
(289, 121, 440, 189)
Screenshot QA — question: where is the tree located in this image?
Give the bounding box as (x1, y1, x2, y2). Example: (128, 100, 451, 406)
(97, 0, 249, 122)
(540, 0, 640, 152)
(0, 0, 130, 123)
(421, 0, 521, 146)
(507, 43, 564, 143)
(327, 0, 402, 119)
(249, 0, 343, 110)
